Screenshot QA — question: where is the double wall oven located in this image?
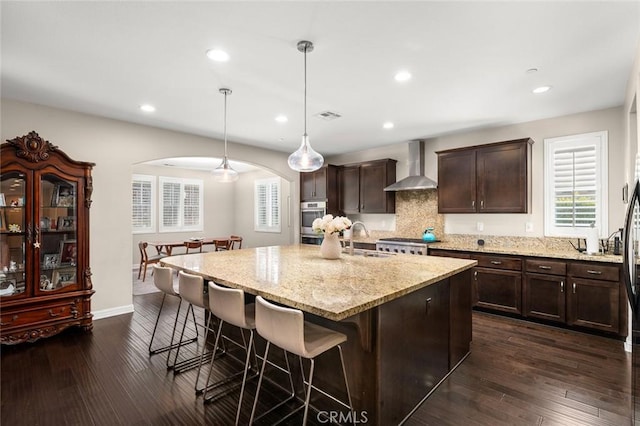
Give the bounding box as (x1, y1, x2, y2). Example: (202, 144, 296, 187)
(300, 201, 326, 245)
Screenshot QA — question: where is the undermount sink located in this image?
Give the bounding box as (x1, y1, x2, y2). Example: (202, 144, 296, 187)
(346, 248, 396, 258)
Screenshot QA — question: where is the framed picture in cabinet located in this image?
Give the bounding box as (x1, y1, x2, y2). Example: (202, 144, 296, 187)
(52, 267, 76, 287)
(42, 253, 59, 269)
(52, 184, 75, 207)
(58, 240, 77, 265)
(0, 209, 5, 232)
(57, 216, 75, 231)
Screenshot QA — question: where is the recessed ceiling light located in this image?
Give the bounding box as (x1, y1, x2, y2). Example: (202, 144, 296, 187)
(383, 122, 394, 129)
(532, 85, 551, 94)
(275, 115, 288, 123)
(394, 70, 412, 82)
(206, 49, 229, 62)
(140, 104, 156, 112)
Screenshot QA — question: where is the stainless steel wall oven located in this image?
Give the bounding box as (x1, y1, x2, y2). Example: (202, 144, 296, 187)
(301, 201, 326, 244)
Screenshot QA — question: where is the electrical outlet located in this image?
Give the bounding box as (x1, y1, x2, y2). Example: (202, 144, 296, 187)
(476, 222, 484, 232)
(525, 222, 534, 232)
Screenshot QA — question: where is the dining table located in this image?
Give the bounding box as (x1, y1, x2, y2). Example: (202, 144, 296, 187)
(148, 236, 240, 256)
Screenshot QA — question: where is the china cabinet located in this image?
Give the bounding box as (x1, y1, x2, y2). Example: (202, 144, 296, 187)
(0, 131, 95, 344)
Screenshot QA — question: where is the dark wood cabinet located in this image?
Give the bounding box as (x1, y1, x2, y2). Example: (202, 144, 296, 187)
(300, 164, 337, 202)
(449, 269, 472, 368)
(0, 132, 95, 344)
(338, 159, 396, 214)
(567, 262, 621, 334)
(524, 259, 567, 323)
(429, 248, 626, 337)
(437, 138, 532, 213)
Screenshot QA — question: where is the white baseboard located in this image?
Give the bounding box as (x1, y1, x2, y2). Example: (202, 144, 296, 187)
(93, 304, 135, 320)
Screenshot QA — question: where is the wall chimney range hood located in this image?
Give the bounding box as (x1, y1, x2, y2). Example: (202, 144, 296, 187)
(384, 140, 437, 191)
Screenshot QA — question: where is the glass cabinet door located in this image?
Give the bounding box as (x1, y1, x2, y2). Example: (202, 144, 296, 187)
(0, 171, 27, 298)
(38, 174, 78, 293)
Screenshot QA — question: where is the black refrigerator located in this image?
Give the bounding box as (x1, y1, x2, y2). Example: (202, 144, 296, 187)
(623, 180, 640, 425)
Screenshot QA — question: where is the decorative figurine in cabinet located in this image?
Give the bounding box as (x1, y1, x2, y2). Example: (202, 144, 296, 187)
(0, 131, 95, 344)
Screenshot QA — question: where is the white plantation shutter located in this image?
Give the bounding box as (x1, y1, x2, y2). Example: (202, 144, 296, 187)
(159, 177, 203, 232)
(255, 177, 281, 232)
(132, 175, 155, 233)
(544, 131, 608, 237)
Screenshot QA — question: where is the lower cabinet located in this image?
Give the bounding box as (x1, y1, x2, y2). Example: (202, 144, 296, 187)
(430, 248, 627, 337)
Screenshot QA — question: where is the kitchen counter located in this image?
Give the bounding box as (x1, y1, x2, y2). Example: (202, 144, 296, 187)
(161, 244, 476, 425)
(428, 240, 622, 263)
(160, 244, 476, 321)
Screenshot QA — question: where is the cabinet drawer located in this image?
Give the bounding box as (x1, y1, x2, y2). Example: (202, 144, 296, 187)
(0, 302, 77, 329)
(475, 254, 522, 271)
(568, 263, 619, 282)
(428, 249, 472, 259)
(525, 259, 566, 276)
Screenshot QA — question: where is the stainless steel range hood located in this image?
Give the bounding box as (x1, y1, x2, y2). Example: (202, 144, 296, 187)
(384, 140, 437, 191)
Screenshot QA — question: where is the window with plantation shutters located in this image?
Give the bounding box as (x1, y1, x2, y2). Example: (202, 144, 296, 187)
(132, 174, 156, 233)
(159, 177, 203, 232)
(544, 131, 608, 238)
(255, 177, 281, 233)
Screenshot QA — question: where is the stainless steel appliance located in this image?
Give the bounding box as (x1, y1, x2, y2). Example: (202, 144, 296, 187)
(376, 237, 439, 255)
(301, 201, 326, 244)
(623, 180, 640, 424)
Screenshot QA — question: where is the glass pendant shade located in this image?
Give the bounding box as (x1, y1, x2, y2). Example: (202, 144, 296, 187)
(212, 87, 239, 182)
(288, 40, 324, 173)
(288, 134, 324, 172)
(212, 156, 239, 182)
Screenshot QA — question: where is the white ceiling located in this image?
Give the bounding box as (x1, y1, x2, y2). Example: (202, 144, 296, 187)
(2, 1, 639, 159)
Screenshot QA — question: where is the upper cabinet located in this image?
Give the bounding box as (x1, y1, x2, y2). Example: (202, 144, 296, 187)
(0, 132, 95, 344)
(437, 138, 533, 214)
(300, 165, 338, 201)
(339, 159, 396, 214)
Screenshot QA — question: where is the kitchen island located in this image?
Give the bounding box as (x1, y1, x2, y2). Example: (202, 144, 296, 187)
(161, 244, 476, 425)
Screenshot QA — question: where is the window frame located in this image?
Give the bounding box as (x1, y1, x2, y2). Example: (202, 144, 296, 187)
(131, 174, 156, 234)
(254, 177, 281, 233)
(158, 176, 204, 233)
(543, 130, 608, 238)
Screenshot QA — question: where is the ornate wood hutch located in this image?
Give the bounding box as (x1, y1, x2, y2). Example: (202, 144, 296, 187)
(0, 132, 94, 344)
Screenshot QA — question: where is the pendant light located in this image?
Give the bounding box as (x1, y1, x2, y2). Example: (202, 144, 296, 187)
(212, 88, 239, 182)
(288, 40, 324, 172)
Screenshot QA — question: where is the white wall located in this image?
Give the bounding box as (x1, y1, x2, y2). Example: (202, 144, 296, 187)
(1, 99, 297, 316)
(328, 106, 625, 238)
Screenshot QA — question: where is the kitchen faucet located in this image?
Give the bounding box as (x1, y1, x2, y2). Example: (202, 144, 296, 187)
(348, 221, 370, 255)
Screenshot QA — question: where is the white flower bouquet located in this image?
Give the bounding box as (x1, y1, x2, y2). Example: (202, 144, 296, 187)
(312, 214, 352, 235)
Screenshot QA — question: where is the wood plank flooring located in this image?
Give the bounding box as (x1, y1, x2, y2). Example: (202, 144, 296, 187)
(1, 292, 631, 425)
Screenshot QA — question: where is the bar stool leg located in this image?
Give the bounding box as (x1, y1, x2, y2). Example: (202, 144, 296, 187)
(249, 341, 270, 425)
(302, 358, 315, 426)
(235, 329, 254, 425)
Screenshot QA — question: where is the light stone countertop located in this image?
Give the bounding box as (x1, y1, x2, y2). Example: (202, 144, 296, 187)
(428, 241, 623, 264)
(160, 244, 476, 321)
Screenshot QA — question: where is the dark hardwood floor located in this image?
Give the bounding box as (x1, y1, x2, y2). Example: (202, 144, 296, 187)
(1, 292, 631, 425)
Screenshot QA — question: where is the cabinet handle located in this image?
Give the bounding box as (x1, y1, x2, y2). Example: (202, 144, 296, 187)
(474, 270, 478, 280)
(425, 297, 432, 315)
(560, 281, 564, 293)
(573, 282, 577, 294)
(480, 200, 484, 209)
(538, 265, 552, 270)
(472, 200, 476, 208)
(490, 260, 502, 265)
(586, 270, 602, 275)
(0, 314, 18, 326)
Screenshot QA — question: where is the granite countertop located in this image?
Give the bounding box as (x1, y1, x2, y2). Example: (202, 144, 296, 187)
(428, 240, 622, 264)
(160, 244, 476, 321)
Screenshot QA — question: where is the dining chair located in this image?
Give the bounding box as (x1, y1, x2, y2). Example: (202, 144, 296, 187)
(229, 235, 243, 250)
(185, 240, 203, 254)
(214, 239, 231, 251)
(138, 241, 164, 282)
(249, 296, 353, 426)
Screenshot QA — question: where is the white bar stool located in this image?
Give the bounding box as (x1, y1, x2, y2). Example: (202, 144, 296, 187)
(171, 271, 219, 378)
(202, 282, 258, 425)
(148, 265, 198, 365)
(249, 296, 354, 426)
